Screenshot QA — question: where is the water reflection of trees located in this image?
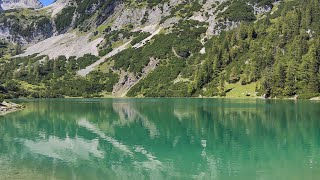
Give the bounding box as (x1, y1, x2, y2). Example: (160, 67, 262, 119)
(0, 99, 320, 179)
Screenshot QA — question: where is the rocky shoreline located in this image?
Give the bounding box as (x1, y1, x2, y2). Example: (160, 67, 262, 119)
(0, 101, 25, 116)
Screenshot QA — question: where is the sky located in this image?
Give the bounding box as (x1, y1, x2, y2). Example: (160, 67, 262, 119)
(40, 0, 55, 6)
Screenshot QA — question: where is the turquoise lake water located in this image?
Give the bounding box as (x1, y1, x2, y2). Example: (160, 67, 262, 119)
(0, 98, 320, 179)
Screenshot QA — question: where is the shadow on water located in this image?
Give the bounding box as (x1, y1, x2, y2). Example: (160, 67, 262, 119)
(0, 98, 320, 179)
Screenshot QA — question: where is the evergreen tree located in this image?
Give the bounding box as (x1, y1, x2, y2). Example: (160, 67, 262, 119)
(219, 73, 226, 96)
(306, 43, 320, 93)
(284, 62, 297, 96)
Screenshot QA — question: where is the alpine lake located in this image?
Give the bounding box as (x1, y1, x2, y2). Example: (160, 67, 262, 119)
(0, 98, 320, 179)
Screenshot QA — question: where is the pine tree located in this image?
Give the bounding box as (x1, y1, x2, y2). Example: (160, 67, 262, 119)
(219, 73, 226, 96)
(228, 66, 240, 83)
(33, 61, 40, 82)
(307, 43, 319, 93)
(284, 62, 297, 96)
(261, 68, 273, 97)
(27, 60, 32, 75)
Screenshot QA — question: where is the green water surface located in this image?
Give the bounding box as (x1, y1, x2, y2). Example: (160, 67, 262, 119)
(0, 98, 320, 179)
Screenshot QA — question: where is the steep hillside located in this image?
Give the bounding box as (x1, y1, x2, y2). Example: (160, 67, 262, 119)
(0, 0, 320, 99)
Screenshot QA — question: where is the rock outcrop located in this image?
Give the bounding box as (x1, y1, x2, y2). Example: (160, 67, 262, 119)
(0, 101, 24, 116)
(0, 14, 54, 45)
(0, 0, 43, 10)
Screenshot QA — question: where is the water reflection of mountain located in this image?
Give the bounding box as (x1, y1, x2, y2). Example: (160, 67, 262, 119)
(0, 99, 320, 179)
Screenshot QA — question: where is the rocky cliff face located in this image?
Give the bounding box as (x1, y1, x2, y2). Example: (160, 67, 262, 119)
(0, 0, 43, 10)
(0, 0, 275, 53)
(0, 9, 53, 46)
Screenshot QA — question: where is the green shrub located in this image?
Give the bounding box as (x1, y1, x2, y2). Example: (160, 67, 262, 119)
(131, 32, 151, 46)
(99, 47, 113, 57)
(218, 0, 256, 22)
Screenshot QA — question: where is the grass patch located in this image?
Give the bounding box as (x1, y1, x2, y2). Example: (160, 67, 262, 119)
(225, 82, 258, 98)
(112, 40, 125, 49)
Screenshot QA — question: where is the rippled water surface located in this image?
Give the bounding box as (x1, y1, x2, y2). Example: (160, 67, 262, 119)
(0, 98, 320, 179)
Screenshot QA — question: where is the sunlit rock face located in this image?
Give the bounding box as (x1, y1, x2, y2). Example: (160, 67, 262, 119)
(0, 0, 43, 10)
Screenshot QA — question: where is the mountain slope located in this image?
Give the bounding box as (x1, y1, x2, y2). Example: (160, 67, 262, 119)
(0, 0, 320, 99)
(12, 0, 270, 58)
